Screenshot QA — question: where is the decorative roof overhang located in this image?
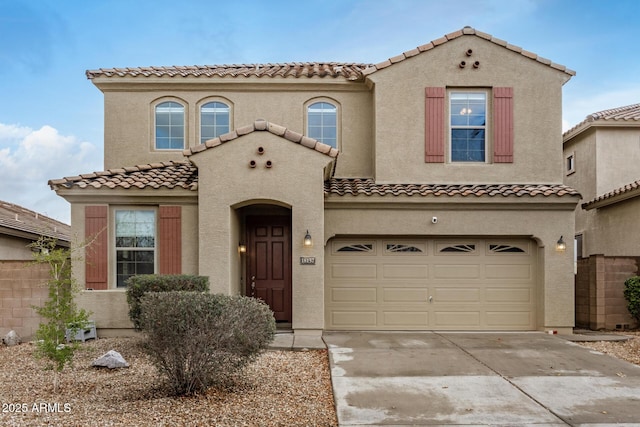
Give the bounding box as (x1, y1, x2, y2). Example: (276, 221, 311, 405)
(582, 179, 640, 210)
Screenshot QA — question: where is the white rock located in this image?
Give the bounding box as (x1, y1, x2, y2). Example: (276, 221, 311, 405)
(3, 330, 21, 346)
(92, 350, 129, 369)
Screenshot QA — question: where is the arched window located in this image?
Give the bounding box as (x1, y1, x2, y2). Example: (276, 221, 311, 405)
(307, 102, 337, 148)
(155, 101, 185, 149)
(200, 101, 230, 143)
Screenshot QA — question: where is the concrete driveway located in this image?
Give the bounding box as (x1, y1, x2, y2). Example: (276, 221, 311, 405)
(323, 332, 640, 426)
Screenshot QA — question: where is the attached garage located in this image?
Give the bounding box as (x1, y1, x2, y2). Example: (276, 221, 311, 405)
(325, 237, 537, 331)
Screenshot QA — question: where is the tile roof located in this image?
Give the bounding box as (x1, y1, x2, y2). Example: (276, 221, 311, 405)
(362, 27, 575, 77)
(0, 201, 71, 242)
(86, 27, 574, 82)
(86, 63, 371, 81)
(324, 178, 580, 198)
(582, 178, 640, 210)
(183, 119, 339, 158)
(48, 161, 198, 191)
(564, 103, 640, 137)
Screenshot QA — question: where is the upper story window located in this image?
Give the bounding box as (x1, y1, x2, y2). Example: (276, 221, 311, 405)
(566, 152, 576, 175)
(450, 92, 487, 162)
(115, 209, 156, 287)
(200, 101, 230, 144)
(307, 101, 337, 148)
(155, 101, 185, 150)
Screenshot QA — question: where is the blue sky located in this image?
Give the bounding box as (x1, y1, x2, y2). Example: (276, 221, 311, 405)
(1, 0, 639, 223)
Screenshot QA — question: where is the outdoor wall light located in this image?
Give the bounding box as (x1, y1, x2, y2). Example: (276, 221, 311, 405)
(556, 236, 566, 252)
(303, 230, 313, 247)
(238, 243, 247, 254)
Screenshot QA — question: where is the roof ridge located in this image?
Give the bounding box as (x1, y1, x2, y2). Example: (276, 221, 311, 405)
(183, 119, 339, 158)
(564, 102, 640, 138)
(582, 177, 640, 209)
(361, 26, 575, 77)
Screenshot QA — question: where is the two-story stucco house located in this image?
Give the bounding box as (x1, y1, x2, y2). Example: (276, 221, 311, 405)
(49, 27, 580, 337)
(563, 103, 640, 330)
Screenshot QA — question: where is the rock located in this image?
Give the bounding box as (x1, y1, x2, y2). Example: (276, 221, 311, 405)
(92, 350, 129, 369)
(3, 330, 21, 346)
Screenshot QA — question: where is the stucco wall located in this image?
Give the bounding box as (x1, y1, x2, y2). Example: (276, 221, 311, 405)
(189, 130, 334, 332)
(101, 82, 373, 178)
(368, 36, 570, 184)
(0, 235, 35, 261)
(595, 128, 640, 196)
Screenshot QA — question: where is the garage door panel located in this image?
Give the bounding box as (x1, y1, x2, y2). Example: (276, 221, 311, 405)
(435, 311, 481, 327)
(485, 264, 532, 279)
(326, 238, 536, 330)
(433, 264, 480, 279)
(486, 288, 531, 303)
(434, 288, 480, 302)
(486, 311, 532, 327)
(331, 311, 377, 327)
(331, 263, 377, 279)
(383, 287, 429, 302)
(331, 287, 377, 303)
(382, 264, 428, 279)
(383, 311, 429, 326)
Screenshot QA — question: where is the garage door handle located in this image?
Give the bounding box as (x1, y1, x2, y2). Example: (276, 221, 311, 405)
(428, 296, 433, 303)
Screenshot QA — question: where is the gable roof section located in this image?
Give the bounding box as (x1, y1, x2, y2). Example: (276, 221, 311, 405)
(564, 103, 640, 140)
(325, 178, 579, 198)
(86, 27, 574, 83)
(183, 119, 339, 158)
(582, 178, 640, 210)
(0, 201, 71, 242)
(48, 161, 198, 191)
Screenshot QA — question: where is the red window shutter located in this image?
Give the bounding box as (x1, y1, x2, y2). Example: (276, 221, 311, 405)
(159, 206, 182, 274)
(85, 206, 108, 290)
(493, 87, 514, 163)
(425, 87, 445, 163)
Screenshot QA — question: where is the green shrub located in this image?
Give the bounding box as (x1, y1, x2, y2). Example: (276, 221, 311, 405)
(139, 291, 276, 395)
(623, 276, 640, 322)
(126, 274, 209, 330)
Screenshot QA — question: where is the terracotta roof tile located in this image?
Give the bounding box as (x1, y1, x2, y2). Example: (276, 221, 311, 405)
(86, 63, 372, 81)
(324, 178, 580, 198)
(49, 161, 198, 191)
(366, 26, 575, 77)
(86, 28, 574, 84)
(0, 201, 70, 242)
(564, 103, 640, 138)
(183, 120, 338, 159)
(582, 178, 640, 209)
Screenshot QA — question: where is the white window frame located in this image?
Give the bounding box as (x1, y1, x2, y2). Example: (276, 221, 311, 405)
(306, 99, 339, 149)
(199, 99, 232, 144)
(449, 91, 488, 163)
(113, 208, 157, 288)
(154, 100, 186, 150)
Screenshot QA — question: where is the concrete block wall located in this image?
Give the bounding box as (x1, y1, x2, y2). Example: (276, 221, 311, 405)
(0, 261, 50, 340)
(575, 255, 639, 330)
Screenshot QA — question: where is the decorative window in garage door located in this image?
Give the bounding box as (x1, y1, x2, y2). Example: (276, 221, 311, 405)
(488, 244, 526, 254)
(438, 243, 476, 253)
(335, 243, 374, 253)
(385, 243, 425, 253)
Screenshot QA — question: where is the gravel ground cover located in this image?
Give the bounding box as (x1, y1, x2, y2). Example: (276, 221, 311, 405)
(0, 337, 338, 427)
(578, 330, 640, 365)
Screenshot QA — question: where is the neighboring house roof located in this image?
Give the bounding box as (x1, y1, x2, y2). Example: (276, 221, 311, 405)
(564, 103, 640, 140)
(325, 178, 580, 198)
(86, 27, 574, 83)
(183, 119, 339, 158)
(0, 201, 71, 242)
(48, 161, 198, 191)
(582, 178, 640, 210)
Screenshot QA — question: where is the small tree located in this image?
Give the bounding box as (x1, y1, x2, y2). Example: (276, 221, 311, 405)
(30, 236, 91, 393)
(624, 276, 640, 323)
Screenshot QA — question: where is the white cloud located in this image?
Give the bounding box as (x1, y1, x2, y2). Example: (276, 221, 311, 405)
(0, 123, 102, 224)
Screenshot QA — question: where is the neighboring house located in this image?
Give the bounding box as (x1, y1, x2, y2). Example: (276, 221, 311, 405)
(0, 201, 71, 339)
(49, 27, 580, 337)
(563, 103, 640, 330)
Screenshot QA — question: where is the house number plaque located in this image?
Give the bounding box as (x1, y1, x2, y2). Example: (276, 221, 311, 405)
(300, 257, 316, 265)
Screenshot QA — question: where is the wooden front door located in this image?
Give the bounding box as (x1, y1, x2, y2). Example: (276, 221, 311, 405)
(246, 216, 292, 322)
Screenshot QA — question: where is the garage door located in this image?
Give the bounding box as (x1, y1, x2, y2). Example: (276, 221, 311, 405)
(325, 238, 536, 330)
